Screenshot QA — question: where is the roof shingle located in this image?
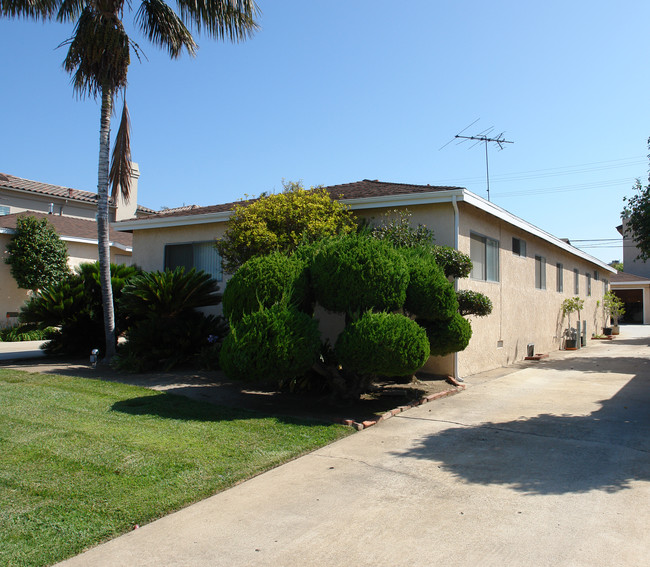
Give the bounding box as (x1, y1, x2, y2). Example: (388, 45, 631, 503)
(133, 179, 463, 221)
(0, 211, 132, 248)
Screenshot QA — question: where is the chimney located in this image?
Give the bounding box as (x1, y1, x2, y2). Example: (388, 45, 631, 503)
(114, 162, 140, 221)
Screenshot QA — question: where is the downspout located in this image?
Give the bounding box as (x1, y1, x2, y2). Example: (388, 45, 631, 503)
(452, 195, 462, 381)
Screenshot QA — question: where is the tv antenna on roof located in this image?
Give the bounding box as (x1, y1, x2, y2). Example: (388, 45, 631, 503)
(440, 119, 514, 202)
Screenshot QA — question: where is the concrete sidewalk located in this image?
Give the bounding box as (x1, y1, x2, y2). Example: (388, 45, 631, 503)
(0, 340, 45, 361)
(58, 327, 650, 567)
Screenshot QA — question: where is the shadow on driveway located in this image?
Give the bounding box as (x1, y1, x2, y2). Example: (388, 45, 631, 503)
(392, 369, 650, 496)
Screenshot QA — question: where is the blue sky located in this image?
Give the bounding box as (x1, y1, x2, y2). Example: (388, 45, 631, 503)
(1, 0, 649, 263)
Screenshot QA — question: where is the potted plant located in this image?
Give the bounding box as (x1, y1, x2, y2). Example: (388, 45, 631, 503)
(561, 297, 584, 350)
(603, 290, 625, 335)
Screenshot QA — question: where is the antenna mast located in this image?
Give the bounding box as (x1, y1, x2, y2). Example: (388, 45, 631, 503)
(441, 120, 514, 202)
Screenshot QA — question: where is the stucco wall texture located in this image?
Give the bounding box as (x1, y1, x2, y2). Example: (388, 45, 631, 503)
(129, 201, 610, 378)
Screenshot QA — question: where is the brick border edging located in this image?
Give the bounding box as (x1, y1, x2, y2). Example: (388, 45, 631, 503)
(339, 383, 466, 431)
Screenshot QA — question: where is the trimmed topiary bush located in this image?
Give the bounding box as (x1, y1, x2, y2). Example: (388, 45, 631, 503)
(222, 252, 310, 322)
(457, 290, 493, 317)
(420, 313, 472, 357)
(431, 245, 473, 279)
(220, 303, 321, 383)
(399, 247, 458, 320)
(310, 234, 409, 314)
(335, 312, 430, 376)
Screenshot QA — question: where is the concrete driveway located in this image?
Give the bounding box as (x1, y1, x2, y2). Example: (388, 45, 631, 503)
(59, 327, 650, 567)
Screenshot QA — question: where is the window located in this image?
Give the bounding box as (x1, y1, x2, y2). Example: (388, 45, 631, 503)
(556, 263, 563, 292)
(164, 241, 223, 281)
(0, 206, 9, 215)
(594, 270, 599, 281)
(586, 272, 591, 296)
(470, 233, 499, 282)
(512, 237, 526, 257)
(574, 268, 580, 294)
(535, 256, 546, 289)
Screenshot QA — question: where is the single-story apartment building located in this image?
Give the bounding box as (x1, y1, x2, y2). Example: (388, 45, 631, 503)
(115, 180, 616, 378)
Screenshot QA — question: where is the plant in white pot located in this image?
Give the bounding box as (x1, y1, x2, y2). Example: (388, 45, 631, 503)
(603, 290, 625, 335)
(562, 296, 584, 349)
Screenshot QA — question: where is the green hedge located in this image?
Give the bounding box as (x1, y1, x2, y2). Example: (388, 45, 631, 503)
(335, 312, 430, 376)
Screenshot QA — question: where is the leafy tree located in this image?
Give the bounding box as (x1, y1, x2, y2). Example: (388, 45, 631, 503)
(603, 290, 625, 326)
(4, 215, 70, 290)
(608, 260, 624, 272)
(1, 0, 260, 361)
(216, 181, 357, 272)
(622, 137, 650, 260)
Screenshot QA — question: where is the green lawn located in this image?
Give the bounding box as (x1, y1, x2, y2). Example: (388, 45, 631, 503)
(0, 369, 352, 566)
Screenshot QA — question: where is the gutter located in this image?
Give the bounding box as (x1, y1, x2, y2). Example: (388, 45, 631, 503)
(452, 195, 461, 381)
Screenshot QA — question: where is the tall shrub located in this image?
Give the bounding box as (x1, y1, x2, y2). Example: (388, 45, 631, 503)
(5, 215, 70, 290)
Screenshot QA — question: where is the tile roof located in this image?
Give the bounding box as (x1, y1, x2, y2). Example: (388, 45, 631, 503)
(134, 180, 463, 221)
(610, 271, 650, 283)
(0, 211, 132, 248)
(0, 172, 101, 204)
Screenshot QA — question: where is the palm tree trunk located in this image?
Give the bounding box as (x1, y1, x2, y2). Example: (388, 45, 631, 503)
(97, 86, 116, 360)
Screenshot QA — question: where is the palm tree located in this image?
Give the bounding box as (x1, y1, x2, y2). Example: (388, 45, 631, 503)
(1, 0, 259, 359)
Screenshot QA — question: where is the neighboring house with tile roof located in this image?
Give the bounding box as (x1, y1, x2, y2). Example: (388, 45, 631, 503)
(115, 179, 616, 378)
(0, 166, 153, 326)
(0, 164, 155, 221)
(0, 212, 133, 326)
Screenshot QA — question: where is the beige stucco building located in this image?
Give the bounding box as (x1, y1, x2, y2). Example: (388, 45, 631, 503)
(609, 217, 650, 324)
(0, 166, 152, 325)
(115, 180, 615, 378)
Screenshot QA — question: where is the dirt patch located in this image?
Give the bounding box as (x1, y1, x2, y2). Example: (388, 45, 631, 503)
(1, 358, 460, 424)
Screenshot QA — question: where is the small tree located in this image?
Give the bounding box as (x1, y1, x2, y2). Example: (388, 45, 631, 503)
(603, 290, 625, 327)
(4, 216, 70, 291)
(561, 296, 584, 335)
(216, 181, 357, 272)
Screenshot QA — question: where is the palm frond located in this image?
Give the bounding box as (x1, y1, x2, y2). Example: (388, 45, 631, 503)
(175, 0, 260, 41)
(0, 0, 61, 19)
(135, 0, 196, 58)
(55, 0, 85, 22)
(62, 6, 130, 99)
(109, 99, 132, 203)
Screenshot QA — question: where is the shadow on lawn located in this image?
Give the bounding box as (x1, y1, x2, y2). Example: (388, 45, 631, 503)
(111, 392, 334, 427)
